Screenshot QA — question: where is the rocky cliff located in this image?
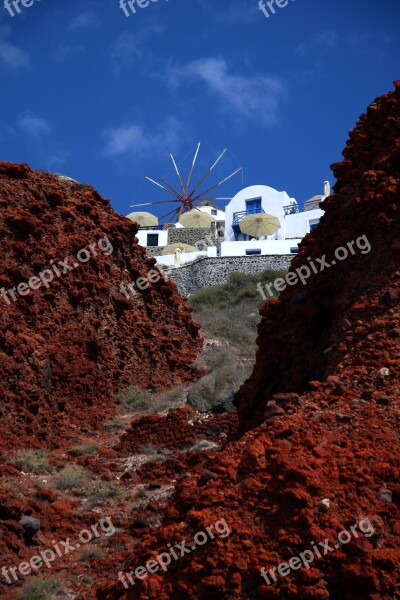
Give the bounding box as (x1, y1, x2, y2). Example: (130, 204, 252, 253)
(235, 81, 400, 432)
(0, 163, 201, 450)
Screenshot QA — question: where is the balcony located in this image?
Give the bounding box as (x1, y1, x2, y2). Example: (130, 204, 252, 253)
(232, 207, 265, 227)
(282, 199, 322, 215)
(138, 225, 164, 230)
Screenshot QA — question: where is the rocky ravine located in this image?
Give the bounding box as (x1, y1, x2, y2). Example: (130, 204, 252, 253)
(0, 83, 399, 600)
(95, 84, 400, 599)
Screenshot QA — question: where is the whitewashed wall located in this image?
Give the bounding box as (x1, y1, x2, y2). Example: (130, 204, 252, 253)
(283, 208, 323, 238)
(155, 250, 208, 267)
(136, 229, 168, 248)
(220, 240, 301, 256)
(224, 185, 296, 241)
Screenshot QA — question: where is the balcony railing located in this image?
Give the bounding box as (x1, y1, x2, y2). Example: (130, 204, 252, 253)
(282, 199, 322, 215)
(138, 225, 164, 230)
(232, 207, 265, 226)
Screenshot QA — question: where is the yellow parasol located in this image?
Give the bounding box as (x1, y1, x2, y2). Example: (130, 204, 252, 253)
(239, 213, 281, 239)
(178, 210, 213, 228)
(126, 212, 158, 227)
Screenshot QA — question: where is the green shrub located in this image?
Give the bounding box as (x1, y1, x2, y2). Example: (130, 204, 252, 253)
(117, 385, 178, 414)
(83, 482, 123, 511)
(10, 449, 52, 474)
(71, 443, 99, 456)
(157, 386, 187, 406)
(187, 355, 250, 413)
(190, 439, 218, 452)
(117, 386, 155, 411)
(189, 269, 287, 312)
(104, 418, 126, 431)
(16, 577, 64, 600)
(54, 465, 91, 492)
(88, 482, 122, 500)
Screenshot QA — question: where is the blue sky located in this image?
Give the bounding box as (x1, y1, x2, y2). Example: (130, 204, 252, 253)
(0, 0, 399, 219)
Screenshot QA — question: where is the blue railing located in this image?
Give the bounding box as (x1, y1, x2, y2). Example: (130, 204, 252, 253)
(138, 225, 164, 230)
(232, 207, 265, 226)
(282, 199, 322, 215)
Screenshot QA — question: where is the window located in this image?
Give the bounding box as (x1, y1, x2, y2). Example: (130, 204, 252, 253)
(246, 249, 261, 255)
(245, 197, 262, 214)
(147, 233, 159, 247)
(309, 219, 320, 231)
(290, 247, 299, 254)
(211, 209, 217, 216)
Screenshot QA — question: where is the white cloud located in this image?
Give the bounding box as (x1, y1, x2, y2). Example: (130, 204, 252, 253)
(0, 24, 30, 70)
(69, 12, 100, 31)
(103, 117, 182, 159)
(110, 23, 163, 76)
(18, 113, 51, 141)
(45, 152, 69, 168)
(166, 57, 287, 126)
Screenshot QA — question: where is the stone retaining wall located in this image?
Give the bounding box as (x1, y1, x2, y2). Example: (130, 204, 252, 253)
(166, 254, 293, 296)
(145, 246, 163, 257)
(167, 227, 219, 247)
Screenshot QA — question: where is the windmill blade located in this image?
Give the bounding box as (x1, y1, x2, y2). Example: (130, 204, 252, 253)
(159, 206, 181, 222)
(161, 178, 184, 202)
(184, 142, 201, 196)
(130, 201, 158, 208)
(170, 153, 186, 195)
(145, 176, 179, 198)
(130, 199, 182, 208)
(187, 147, 227, 199)
(193, 196, 232, 202)
(192, 167, 242, 201)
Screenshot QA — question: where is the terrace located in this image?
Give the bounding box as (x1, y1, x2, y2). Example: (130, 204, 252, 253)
(232, 207, 265, 227)
(282, 198, 322, 215)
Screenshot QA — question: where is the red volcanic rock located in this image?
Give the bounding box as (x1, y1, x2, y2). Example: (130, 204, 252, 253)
(116, 407, 237, 454)
(234, 80, 400, 432)
(94, 84, 400, 600)
(0, 164, 201, 450)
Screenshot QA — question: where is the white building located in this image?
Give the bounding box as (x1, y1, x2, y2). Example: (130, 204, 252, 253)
(196, 200, 226, 227)
(129, 182, 329, 262)
(220, 183, 327, 256)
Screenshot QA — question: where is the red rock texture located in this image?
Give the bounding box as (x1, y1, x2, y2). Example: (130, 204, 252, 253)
(115, 407, 238, 454)
(235, 80, 400, 432)
(96, 397, 399, 600)
(0, 163, 201, 450)
(93, 84, 400, 600)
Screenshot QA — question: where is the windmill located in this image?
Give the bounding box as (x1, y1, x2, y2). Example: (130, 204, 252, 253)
(129, 142, 243, 224)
